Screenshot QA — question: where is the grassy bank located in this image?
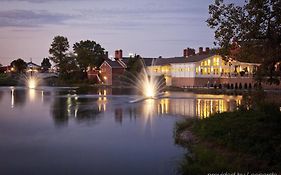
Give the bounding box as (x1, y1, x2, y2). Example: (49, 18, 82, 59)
(175, 104, 281, 174)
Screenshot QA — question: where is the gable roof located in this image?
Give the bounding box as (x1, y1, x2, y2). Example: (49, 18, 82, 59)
(27, 62, 41, 68)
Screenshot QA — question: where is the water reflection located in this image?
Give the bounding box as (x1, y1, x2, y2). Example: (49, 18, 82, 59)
(157, 94, 242, 118)
(51, 92, 101, 126)
(5, 87, 244, 124)
(10, 87, 27, 108)
(97, 89, 107, 112)
(28, 88, 36, 102)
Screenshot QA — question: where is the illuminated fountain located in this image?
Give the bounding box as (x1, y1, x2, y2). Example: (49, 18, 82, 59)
(129, 67, 165, 103)
(27, 77, 38, 89)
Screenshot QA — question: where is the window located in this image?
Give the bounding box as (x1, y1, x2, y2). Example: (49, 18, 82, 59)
(213, 57, 220, 66)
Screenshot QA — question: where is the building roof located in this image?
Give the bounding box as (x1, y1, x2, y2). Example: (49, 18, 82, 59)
(120, 57, 155, 67)
(152, 54, 216, 66)
(103, 59, 125, 68)
(27, 62, 41, 68)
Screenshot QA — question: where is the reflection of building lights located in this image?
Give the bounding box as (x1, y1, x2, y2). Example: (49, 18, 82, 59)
(159, 98, 169, 114)
(74, 106, 78, 118)
(104, 76, 107, 80)
(97, 90, 107, 112)
(67, 95, 72, 117)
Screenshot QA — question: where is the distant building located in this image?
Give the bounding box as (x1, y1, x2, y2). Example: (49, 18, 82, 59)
(0, 66, 12, 74)
(26, 61, 41, 75)
(99, 58, 127, 85)
(87, 67, 101, 82)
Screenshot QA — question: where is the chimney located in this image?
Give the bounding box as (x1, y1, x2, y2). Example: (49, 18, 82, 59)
(205, 47, 210, 54)
(183, 49, 188, 57)
(184, 48, 196, 57)
(105, 51, 109, 58)
(119, 49, 123, 59)
(115, 49, 123, 60)
(199, 47, 203, 55)
(188, 48, 195, 56)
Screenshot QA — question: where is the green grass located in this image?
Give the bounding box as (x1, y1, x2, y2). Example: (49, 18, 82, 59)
(175, 103, 281, 174)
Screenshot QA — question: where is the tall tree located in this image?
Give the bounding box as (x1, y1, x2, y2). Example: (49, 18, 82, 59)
(49, 36, 70, 72)
(10, 58, 27, 74)
(73, 40, 105, 72)
(41, 58, 52, 72)
(207, 0, 281, 84)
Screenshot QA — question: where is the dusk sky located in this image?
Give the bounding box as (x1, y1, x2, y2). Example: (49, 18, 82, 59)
(0, 0, 243, 65)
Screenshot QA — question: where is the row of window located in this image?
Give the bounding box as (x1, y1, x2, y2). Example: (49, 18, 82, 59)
(200, 57, 221, 67)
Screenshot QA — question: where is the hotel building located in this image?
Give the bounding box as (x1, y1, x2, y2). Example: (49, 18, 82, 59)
(147, 47, 259, 88)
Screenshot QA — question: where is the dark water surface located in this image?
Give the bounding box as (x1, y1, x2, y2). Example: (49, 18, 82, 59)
(0, 87, 243, 175)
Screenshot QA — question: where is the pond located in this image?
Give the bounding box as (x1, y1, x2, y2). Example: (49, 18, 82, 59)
(0, 87, 243, 175)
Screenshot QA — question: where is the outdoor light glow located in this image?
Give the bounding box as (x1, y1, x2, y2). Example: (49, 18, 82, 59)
(143, 79, 156, 98)
(28, 77, 37, 89)
(138, 69, 162, 99)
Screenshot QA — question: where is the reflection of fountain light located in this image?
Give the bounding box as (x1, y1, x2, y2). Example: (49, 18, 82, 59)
(29, 89, 36, 101)
(143, 99, 155, 127)
(27, 77, 37, 89)
(11, 88, 14, 108)
(41, 91, 44, 103)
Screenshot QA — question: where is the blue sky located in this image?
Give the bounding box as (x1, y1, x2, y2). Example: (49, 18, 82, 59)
(0, 0, 244, 65)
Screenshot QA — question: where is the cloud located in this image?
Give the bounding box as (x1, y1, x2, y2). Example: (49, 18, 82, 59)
(0, 10, 73, 27)
(0, 0, 90, 3)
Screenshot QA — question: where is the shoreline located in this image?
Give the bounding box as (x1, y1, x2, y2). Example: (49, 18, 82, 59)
(1, 83, 281, 94)
(174, 107, 281, 174)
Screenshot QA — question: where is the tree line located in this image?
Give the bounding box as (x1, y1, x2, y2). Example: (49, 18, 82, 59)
(49, 36, 105, 80)
(3, 36, 106, 82)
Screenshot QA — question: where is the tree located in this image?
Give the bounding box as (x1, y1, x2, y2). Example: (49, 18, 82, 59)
(10, 58, 27, 74)
(207, 0, 281, 84)
(73, 40, 105, 72)
(59, 52, 79, 79)
(41, 58, 52, 72)
(49, 36, 70, 73)
(126, 55, 143, 75)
